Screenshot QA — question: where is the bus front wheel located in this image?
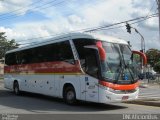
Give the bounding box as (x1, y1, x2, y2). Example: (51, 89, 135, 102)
(64, 86, 76, 105)
(13, 81, 20, 95)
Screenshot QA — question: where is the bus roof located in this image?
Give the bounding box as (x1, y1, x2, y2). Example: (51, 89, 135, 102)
(6, 32, 128, 54)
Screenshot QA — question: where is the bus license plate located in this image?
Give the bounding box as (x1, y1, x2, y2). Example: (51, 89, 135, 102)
(122, 96, 129, 100)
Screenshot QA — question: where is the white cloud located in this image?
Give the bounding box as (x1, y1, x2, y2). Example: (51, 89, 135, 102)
(68, 15, 85, 25)
(0, 0, 32, 14)
(0, 27, 25, 40)
(0, 0, 159, 50)
(143, 17, 159, 31)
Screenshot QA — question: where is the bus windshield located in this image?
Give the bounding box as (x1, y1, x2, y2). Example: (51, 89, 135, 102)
(101, 42, 139, 84)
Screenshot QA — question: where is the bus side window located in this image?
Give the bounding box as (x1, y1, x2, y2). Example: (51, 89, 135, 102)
(73, 38, 96, 71)
(85, 49, 99, 78)
(56, 41, 75, 64)
(5, 53, 17, 65)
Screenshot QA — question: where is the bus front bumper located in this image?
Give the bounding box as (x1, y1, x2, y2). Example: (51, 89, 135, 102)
(99, 87, 139, 103)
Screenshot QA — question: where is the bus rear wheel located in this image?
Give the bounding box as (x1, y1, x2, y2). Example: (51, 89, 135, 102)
(13, 81, 20, 95)
(64, 86, 76, 105)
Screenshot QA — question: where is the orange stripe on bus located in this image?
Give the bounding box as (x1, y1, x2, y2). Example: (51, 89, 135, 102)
(99, 80, 139, 90)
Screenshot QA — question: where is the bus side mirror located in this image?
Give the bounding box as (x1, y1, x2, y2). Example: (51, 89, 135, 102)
(132, 50, 147, 65)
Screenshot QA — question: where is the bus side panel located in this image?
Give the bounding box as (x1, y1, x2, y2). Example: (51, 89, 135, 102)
(59, 74, 81, 100)
(4, 74, 14, 90)
(54, 75, 61, 97)
(19, 75, 55, 96)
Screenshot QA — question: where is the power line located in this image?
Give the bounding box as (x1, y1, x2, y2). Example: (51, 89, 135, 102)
(100, 14, 158, 31)
(32, 0, 65, 11)
(0, 0, 43, 17)
(158, 0, 160, 42)
(17, 13, 158, 46)
(147, 0, 157, 17)
(27, 0, 61, 11)
(0, 0, 106, 22)
(157, 0, 159, 5)
(0, 0, 65, 21)
(83, 13, 158, 32)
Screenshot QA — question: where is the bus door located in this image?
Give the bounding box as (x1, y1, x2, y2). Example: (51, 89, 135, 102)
(83, 48, 99, 102)
(54, 75, 61, 97)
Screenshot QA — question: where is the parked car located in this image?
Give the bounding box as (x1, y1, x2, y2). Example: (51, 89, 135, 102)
(138, 72, 156, 80)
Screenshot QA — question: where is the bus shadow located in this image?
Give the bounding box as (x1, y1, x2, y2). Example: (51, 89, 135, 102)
(0, 89, 128, 113)
(0, 89, 14, 97)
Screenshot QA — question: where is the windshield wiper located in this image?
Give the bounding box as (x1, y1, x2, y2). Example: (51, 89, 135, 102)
(121, 52, 134, 83)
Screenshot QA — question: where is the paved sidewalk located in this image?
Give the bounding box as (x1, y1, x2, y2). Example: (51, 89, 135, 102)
(0, 80, 3, 88)
(125, 81, 160, 107)
(0, 78, 3, 83)
(139, 79, 160, 88)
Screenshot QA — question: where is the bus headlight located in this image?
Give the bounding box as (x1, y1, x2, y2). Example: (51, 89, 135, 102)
(135, 87, 139, 91)
(108, 88, 138, 94)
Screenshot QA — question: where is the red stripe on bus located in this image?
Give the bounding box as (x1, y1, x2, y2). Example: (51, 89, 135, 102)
(99, 80, 139, 90)
(4, 61, 82, 74)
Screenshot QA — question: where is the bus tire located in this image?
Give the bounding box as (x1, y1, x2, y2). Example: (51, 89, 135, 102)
(64, 86, 76, 105)
(13, 81, 20, 95)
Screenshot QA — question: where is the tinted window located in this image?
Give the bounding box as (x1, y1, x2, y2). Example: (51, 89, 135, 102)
(73, 39, 99, 77)
(5, 40, 74, 65)
(85, 49, 99, 78)
(73, 39, 95, 58)
(5, 53, 17, 65)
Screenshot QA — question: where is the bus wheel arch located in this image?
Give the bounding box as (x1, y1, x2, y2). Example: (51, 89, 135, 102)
(63, 83, 77, 105)
(13, 80, 20, 95)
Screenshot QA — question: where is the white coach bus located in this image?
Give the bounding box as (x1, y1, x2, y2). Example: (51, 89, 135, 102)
(4, 33, 147, 104)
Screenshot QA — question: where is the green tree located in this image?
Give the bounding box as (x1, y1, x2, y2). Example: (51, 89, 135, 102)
(0, 32, 19, 59)
(154, 61, 160, 73)
(133, 54, 141, 63)
(145, 48, 160, 67)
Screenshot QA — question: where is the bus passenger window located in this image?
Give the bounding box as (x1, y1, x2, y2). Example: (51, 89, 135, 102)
(73, 38, 96, 71)
(5, 53, 17, 65)
(57, 41, 75, 64)
(85, 49, 99, 78)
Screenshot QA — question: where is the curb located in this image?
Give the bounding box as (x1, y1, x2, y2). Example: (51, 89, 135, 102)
(124, 99, 160, 107)
(0, 79, 3, 83)
(139, 85, 148, 88)
(139, 84, 160, 88)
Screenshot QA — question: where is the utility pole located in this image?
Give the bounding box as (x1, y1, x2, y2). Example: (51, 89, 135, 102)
(158, 0, 160, 41)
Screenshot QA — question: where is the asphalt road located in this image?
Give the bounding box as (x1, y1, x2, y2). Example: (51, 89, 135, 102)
(0, 82, 160, 120)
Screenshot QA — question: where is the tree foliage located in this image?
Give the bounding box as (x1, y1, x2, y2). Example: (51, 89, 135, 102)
(145, 48, 160, 73)
(154, 61, 160, 73)
(133, 54, 141, 63)
(0, 32, 19, 59)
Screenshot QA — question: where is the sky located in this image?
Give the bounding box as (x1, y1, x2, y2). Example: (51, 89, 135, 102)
(0, 0, 159, 51)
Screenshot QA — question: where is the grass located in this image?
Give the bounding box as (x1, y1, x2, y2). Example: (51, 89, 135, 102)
(0, 75, 3, 80)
